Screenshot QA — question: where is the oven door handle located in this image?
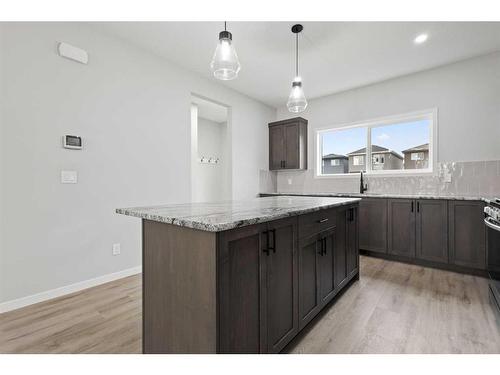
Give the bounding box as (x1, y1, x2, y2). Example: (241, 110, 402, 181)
(485, 218, 500, 232)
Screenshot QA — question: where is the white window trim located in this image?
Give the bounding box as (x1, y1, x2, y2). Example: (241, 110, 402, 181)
(315, 108, 438, 179)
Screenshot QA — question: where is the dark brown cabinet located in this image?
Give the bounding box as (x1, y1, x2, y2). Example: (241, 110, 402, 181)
(298, 233, 321, 329)
(416, 199, 448, 263)
(268, 117, 307, 170)
(388, 199, 448, 263)
(297, 205, 359, 331)
(359, 198, 388, 253)
(319, 227, 337, 305)
(218, 224, 265, 353)
(388, 199, 416, 257)
(449, 200, 486, 270)
(347, 206, 359, 277)
(263, 218, 299, 353)
(219, 217, 298, 354)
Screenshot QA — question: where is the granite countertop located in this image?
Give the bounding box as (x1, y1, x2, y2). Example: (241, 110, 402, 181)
(116, 196, 361, 232)
(261, 192, 491, 202)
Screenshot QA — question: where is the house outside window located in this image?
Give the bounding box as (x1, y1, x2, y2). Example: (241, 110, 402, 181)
(316, 109, 436, 176)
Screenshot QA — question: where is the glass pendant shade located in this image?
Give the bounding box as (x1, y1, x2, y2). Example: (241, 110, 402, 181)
(287, 80, 308, 113)
(210, 31, 241, 80)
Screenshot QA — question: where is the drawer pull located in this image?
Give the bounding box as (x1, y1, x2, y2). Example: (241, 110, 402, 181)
(317, 218, 329, 223)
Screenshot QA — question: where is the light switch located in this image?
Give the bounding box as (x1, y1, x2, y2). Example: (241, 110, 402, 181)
(61, 170, 78, 184)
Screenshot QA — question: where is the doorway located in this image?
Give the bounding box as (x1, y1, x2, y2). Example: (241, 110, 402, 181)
(190, 95, 231, 202)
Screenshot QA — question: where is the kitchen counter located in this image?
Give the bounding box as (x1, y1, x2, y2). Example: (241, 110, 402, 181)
(260, 192, 490, 201)
(116, 195, 360, 232)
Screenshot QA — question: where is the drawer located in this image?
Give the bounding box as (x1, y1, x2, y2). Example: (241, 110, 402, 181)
(298, 208, 337, 238)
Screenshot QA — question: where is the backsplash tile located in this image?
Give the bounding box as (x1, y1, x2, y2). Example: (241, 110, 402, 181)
(261, 160, 500, 198)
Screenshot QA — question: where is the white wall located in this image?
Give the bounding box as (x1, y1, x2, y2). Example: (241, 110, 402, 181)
(0, 23, 275, 305)
(275, 52, 500, 192)
(192, 117, 229, 202)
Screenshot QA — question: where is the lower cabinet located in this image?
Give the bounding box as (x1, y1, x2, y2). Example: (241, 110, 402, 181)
(218, 205, 359, 353)
(264, 218, 299, 353)
(359, 198, 388, 253)
(387, 199, 448, 263)
(298, 233, 321, 329)
(449, 201, 486, 269)
(297, 205, 359, 331)
(388, 199, 416, 258)
(416, 199, 448, 263)
(218, 217, 298, 354)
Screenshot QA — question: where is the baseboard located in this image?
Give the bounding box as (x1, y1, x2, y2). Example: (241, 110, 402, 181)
(0, 266, 142, 314)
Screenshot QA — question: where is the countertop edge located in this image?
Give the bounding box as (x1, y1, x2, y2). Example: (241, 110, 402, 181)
(116, 198, 361, 232)
(260, 192, 490, 202)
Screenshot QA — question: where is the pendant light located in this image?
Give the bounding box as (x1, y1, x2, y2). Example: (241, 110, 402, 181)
(210, 21, 241, 80)
(287, 24, 308, 113)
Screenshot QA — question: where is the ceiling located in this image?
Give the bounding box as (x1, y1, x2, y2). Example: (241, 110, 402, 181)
(94, 22, 500, 108)
(192, 95, 228, 123)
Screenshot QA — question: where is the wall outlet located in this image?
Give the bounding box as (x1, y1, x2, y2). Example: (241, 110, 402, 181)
(287, 178, 292, 185)
(443, 170, 452, 183)
(112, 243, 121, 256)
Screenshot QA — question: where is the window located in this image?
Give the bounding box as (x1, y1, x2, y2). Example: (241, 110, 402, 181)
(411, 152, 424, 161)
(317, 110, 435, 176)
(372, 155, 385, 164)
(318, 126, 367, 174)
(353, 156, 364, 166)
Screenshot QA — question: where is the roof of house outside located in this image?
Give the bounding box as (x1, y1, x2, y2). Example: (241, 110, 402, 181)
(322, 153, 348, 160)
(347, 145, 388, 155)
(402, 143, 429, 153)
(347, 145, 403, 160)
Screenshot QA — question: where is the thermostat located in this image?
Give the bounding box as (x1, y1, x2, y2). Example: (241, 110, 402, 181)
(62, 135, 83, 150)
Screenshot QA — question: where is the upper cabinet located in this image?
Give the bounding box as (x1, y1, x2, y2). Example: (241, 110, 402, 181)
(269, 117, 308, 170)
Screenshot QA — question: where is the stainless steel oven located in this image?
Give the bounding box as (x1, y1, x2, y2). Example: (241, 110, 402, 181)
(484, 199, 500, 323)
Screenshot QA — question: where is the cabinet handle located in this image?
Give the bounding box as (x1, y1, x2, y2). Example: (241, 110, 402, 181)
(263, 231, 270, 256)
(322, 238, 327, 256)
(411, 201, 414, 212)
(318, 238, 324, 256)
(417, 202, 420, 213)
(317, 218, 329, 223)
(268, 229, 276, 253)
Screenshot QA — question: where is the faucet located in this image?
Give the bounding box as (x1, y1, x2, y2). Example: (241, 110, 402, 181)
(360, 171, 368, 194)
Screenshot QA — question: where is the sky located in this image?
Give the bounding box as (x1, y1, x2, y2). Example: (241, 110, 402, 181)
(322, 119, 430, 157)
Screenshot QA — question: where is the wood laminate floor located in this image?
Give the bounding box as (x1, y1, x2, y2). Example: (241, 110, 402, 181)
(1, 256, 499, 354)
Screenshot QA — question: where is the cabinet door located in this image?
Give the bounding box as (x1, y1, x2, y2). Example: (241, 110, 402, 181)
(388, 199, 416, 258)
(416, 200, 448, 263)
(298, 233, 320, 329)
(319, 227, 338, 306)
(283, 122, 299, 169)
(269, 125, 284, 170)
(218, 224, 267, 353)
(347, 206, 359, 277)
(264, 217, 299, 353)
(449, 201, 486, 269)
(359, 198, 388, 253)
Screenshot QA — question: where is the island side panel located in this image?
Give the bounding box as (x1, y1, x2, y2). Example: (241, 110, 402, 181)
(142, 220, 217, 353)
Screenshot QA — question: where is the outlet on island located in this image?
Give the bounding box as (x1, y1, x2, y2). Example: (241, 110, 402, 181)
(112, 243, 121, 256)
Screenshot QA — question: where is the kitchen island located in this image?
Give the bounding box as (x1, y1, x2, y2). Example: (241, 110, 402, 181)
(117, 196, 360, 354)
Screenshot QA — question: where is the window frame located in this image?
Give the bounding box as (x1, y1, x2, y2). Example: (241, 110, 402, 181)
(315, 108, 438, 178)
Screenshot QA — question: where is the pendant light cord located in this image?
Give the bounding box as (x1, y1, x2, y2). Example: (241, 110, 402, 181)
(224, 21, 227, 31)
(296, 33, 299, 78)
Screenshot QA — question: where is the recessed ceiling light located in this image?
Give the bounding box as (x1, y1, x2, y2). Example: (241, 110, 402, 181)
(414, 33, 428, 44)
